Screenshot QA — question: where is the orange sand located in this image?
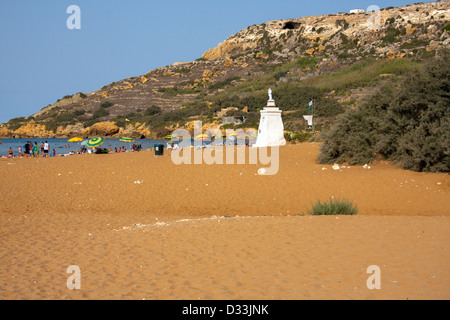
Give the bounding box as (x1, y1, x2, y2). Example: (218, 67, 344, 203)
(0, 143, 449, 299)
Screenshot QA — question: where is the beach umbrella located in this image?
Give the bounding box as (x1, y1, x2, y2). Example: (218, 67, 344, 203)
(80, 140, 89, 146)
(68, 137, 84, 152)
(86, 137, 104, 148)
(195, 134, 210, 141)
(164, 135, 172, 140)
(68, 137, 84, 142)
(120, 137, 135, 142)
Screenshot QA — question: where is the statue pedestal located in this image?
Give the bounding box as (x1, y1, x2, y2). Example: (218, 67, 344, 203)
(253, 99, 286, 147)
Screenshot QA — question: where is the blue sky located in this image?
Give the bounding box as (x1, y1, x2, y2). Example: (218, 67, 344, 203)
(0, 0, 433, 123)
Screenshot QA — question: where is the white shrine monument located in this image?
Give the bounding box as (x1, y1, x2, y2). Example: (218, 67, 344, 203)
(253, 88, 286, 147)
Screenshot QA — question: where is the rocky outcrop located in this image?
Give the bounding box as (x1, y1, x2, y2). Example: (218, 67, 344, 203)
(55, 123, 85, 138)
(203, 36, 259, 59)
(83, 122, 120, 137)
(114, 123, 153, 139)
(0, 126, 11, 138)
(202, 1, 449, 60)
(12, 121, 52, 138)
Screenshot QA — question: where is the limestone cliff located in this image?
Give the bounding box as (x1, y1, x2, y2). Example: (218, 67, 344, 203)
(203, 1, 449, 60)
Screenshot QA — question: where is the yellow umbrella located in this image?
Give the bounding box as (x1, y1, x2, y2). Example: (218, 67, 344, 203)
(68, 137, 84, 142)
(195, 134, 210, 141)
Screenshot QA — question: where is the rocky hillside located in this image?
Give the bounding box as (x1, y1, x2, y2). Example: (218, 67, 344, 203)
(1, 1, 449, 139)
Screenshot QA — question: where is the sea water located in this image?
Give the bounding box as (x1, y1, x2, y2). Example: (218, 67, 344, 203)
(0, 138, 166, 157)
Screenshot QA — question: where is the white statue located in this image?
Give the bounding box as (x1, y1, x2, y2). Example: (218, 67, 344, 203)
(268, 88, 273, 100)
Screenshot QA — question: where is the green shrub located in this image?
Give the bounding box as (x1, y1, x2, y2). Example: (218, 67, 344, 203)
(73, 109, 86, 116)
(335, 19, 349, 30)
(44, 122, 59, 133)
(115, 120, 128, 128)
(382, 27, 401, 43)
(337, 52, 353, 60)
(145, 105, 162, 116)
(340, 33, 349, 45)
(100, 101, 114, 109)
(175, 67, 191, 74)
(400, 38, 429, 49)
(274, 71, 288, 81)
(82, 119, 98, 128)
(295, 56, 318, 69)
(54, 112, 75, 122)
(318, 51, 450, 172)
(209, 76, 241, 90)
(307, 198, 358, 215)
(385, 17, 395, 25)
(92, 108, 109, 119)
(293, 132, 313, 142)
(7, 117, 27, 124)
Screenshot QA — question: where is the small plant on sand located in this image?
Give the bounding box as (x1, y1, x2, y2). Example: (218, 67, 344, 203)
(307, 198, 358, 215)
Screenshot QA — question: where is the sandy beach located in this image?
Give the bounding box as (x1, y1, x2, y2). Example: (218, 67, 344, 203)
(0, 143, 449, 300)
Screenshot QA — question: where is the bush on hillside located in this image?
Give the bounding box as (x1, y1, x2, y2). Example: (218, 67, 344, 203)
(318, 51, 450, 172)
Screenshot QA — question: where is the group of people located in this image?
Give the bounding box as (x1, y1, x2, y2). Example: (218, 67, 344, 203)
(112, 144, 142, 153)
(4, 140, 147, 158)
(6, 141, 56, 158)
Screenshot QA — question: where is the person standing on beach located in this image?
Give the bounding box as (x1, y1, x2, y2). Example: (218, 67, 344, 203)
(32, 142, 39, 158)
(18, 145, 23, 157)
(43, 141, 49, 157)
(8, 147, 13, 158)
(24, 142, 30, 157)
